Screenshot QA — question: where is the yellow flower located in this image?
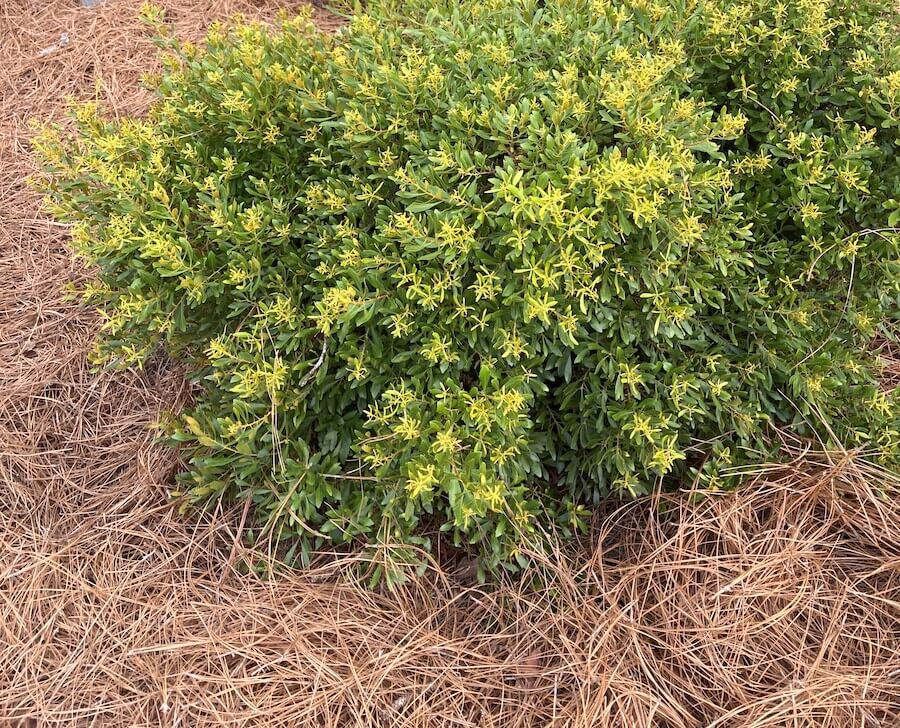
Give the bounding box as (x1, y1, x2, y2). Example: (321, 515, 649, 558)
(473, 473, 505, 510)
(473, 269, 500, 301)
(716, 110, 747, 138)
(649, 438, 685, 474)
(393, 414, 421, 441)
(241, 205, 264, 233)
(674, 214, 705, 243)
(806, 375, 823, 395)
(785, 131, 805, 154)
(311, 262, 354, 309)
(627, 413, 658, 442)
(855, 311, 873, 331)
(708, 378, 728, 397)
(378, 148, 397, 169)
(206, 336, 231, 361)
(870, 391, 892, 416)
(848, 50, 874, 74)
(627, 191, 663, 226)
(263, 122, 281, 145)
(837, 165, 867, 193)
(791, 309, 810, 326)
(264, 359, 288, 393)
(524, 291, 557, 324)
(421, 333, 459, 365)
(495, 388, 527, 416)
(433, 429, 460, 455)
(480, 41, 512, 66)
(222, 89, 251, 114)
(346, 356, 367, 382)
(750, 153, 772, 172)
(798, 202, 821, 224)
(844, 358, 862, 375)
(619, 363, 644, 389)
(558, 310, 579, 342)
(406, 463, 437, 499)
(498, 327, 528, 361)
(467, 396, 494, 430)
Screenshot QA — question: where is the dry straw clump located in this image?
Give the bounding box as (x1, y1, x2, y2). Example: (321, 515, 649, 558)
(1, 1, 899, 726)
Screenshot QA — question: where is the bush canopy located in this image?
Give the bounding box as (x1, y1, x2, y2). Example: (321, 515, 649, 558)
(35, 0, 900, 574)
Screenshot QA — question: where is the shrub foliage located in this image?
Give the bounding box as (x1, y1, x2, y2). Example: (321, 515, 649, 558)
(35, 0, 900, 571)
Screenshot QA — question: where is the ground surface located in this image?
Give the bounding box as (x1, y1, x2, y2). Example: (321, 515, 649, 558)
(1, 1, 899, 726)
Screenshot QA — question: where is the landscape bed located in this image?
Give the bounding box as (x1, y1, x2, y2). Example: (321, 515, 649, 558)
(1, 1, 899, 726)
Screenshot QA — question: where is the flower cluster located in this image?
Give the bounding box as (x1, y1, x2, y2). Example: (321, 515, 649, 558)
(34, 0, 900, 577)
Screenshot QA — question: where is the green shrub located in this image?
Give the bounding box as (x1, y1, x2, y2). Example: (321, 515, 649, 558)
(35, 0, 900, 574)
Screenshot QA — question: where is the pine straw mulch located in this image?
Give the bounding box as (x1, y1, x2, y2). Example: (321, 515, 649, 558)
(1, 1, 899, 726)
